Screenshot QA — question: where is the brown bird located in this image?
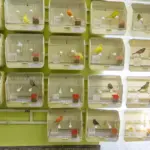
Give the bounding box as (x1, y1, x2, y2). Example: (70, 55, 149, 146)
(132, 48, 146, 55)
(108, 83, 113, 90)
(138, 82, 149, 92)
(93, 119, 100, 127)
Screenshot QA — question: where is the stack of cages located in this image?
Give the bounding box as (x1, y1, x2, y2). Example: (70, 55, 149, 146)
(91, 0, 127, 35)
(4, 0, 45, 31)
(5, 34, 45, 68)
(47, 109, 82, 142)
(86, 109, 120, 142)
(5, 72, 44, 108)
(49, 0, 87, 34)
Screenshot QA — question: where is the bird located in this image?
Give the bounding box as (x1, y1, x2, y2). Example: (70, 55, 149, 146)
(132, 48, 146, 55)
(137, 14, 143, 24)
(111, 128, 118, 135)
(93, 44, 103, 55)
(67, 9, 73, 17)
(55, 116, 63, 123)
(93, 119, 100, 127)
(106, 10, 119, 19)
(107, 83, 113, 90)
(23, 14, 30, 24)
(138, 82, 149, 92)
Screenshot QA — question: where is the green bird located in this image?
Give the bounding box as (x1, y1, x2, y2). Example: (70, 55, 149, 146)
(137, 14, 143, 24)
(107, 10, 119, 19)
(138, 82, 149, 91)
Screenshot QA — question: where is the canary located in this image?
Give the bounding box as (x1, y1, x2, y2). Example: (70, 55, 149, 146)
(138, 82, 149, 92)
(55, 116, 63, 123)
(107, 10, 119, 19)
(137, 14, 143, 24)
(93, 119, 100, 127)
(75, 52, 83, 60)
(67, 9, 73, 17)
(132, 48, 146, 55)
(93, 44, 103, 54)
(23, 14, 30, 24)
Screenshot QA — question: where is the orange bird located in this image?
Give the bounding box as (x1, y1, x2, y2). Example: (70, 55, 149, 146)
(111, 128, 118, 135)
(55, 116, 63, 123)
(67, 9, 73, 17)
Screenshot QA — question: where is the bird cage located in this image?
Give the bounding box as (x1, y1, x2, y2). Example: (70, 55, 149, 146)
(4, 0, 45, 31)
(88, 75, 123, 109)
(0, 72, 4, 105)
(91, 1, 126, 35)
(48, 74, 84, 108)
(48, 36, 85, 70)
(0, 34, 4, 67)
(131, 3, 150, 37)
(89, 37, 124, 70)
(127, 76, 150, 108)
(5, 34, 45, 68)
(124, 111, 150, 141)
(5, 72, 44, 108)
(0, 0, 4, 29)
(129, 39, 150, 71)
(47, 109, 82, 142)
(86, 109, 120, 142)
(49, 0, 87, 33)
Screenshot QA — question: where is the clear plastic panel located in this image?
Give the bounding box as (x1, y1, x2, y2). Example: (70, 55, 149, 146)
(47, 109, 82, 142)
(5, 72, 44, 107)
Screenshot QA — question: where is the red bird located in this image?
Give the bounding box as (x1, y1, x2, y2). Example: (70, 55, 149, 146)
(55, 116, 63, 123)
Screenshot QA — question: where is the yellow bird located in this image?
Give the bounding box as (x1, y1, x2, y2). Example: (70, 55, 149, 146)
(107, 10, 119, 19)
(23, 14, 30, 24)
(76, 52, 83, 60)
(93, 44, 103, 54)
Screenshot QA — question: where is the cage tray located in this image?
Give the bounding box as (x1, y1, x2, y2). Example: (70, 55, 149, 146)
(0, 72, 4, 105)
(127, 76, 150, 108)
(48, 36, 85, 70)
(88, 75, 122, 108)
(5, 34, 45, 68)
(47, 109, 82, 142)
(91, 1, 126, 35)
(49, 0, 87, 34)
(5, 0, 45, 31)
(5, 72, 44, 108)
(89, 37, 124, 70)
(124, 111, 150, 141)
(0, 0, 4, 29)
(86, 109, 120, 142)
(0, 34, 4, 67)
(48, 74, 84, 108)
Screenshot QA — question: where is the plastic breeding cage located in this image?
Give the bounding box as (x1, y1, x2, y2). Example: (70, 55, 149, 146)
(4, 0, 45, 31)
(0, 72, 4, 105)
(48, 36, 85, 70)
(91, 1, 126, 35)
(127, 76, 150, 108)
(0, 0, 3, 29)
(86, 109, 120, 142)
(48, 74, 84, 108)
(47, 109, 82, 142)
(129, 39, 150, 71)
(131, 3, 150, 37)
(89, 37, 125, 70)
(124, 111, 150, 141)
(49, 0, 87, 33)
(0, 34, 4, 67)
(88, 75, 123, 109)
(5, 34, 45, 68)
(5, 72, 44, 108)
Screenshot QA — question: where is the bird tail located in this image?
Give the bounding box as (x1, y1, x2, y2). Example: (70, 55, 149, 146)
(132, 52, 137, 55)
(138, 88, 141, 92)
